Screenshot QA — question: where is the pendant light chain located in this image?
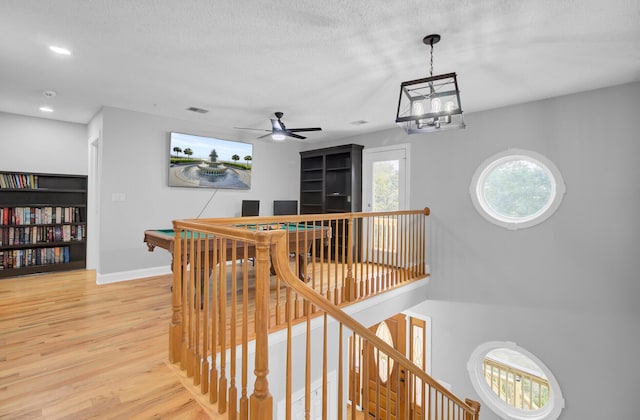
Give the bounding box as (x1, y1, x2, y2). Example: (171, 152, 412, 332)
(428, 39, 436, 93)
(429, 41, 434, 77)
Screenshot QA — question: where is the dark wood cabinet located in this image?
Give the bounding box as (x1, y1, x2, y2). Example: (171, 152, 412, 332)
(300, 144, 363, 260)
(299, 144, 363, 214)
(0, 171, 87, 278)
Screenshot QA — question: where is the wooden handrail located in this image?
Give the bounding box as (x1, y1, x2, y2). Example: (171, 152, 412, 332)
(269, 230, 480, 417)
(168, 208, 479, 419)
(179, 207, 431, 226)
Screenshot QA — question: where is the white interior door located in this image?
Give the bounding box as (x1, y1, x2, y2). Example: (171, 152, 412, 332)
(362, 145, 410, 263)
(363, 144, 409, 213)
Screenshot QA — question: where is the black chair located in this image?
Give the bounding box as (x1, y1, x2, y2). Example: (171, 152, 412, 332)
(241, 200, 259, 265)
(273, 200, 298, 216)
(241, 200, 260, 217)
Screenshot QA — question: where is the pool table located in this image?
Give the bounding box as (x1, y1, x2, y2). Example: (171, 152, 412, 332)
(143, 223, 330, 280)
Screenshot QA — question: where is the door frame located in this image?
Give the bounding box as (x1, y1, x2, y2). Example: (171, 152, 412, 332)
(362, 143, 411, 213)
(87, 134, 101, 272)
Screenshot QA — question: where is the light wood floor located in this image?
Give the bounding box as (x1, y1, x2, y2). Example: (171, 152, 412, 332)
(0, 269, 222, 419)
(0, 264, 393, 419)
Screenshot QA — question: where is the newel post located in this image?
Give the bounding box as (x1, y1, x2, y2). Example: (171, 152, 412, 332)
(250, 232, 273, 419)
(464, 398, 481, 420)
(169, 225, 183, 363)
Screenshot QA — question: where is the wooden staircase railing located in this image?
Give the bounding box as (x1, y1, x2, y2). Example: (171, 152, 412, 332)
(168, 209, 480, 419)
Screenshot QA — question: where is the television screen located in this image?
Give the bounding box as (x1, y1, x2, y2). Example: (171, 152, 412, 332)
(168, 132, 253, 189)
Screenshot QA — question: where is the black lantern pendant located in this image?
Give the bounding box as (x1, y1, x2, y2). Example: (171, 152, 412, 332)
(396, 34, 465, 134)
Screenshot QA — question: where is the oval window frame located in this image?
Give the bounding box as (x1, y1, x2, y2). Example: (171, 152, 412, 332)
(467, 341, 565, 420)
(469, 149, 566, 230)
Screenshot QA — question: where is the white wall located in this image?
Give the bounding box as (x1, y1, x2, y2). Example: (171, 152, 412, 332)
(96, 107, 301, 276)
(0, 112, 87, 174)
(327, 82, 640, 419)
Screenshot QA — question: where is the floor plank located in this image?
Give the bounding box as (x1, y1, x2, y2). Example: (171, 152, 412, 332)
(0, 270, 219, 419)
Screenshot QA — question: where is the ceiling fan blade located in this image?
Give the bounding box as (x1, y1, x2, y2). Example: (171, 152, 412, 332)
(288, 127, 322, 132)
(286, 132, 307, 140)
(234, 127, 271, 132)
(256, 133, 273, 139)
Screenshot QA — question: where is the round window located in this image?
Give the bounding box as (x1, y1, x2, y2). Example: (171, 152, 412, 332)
(468, 341, 565, 420)
(470, 150, 565, 229)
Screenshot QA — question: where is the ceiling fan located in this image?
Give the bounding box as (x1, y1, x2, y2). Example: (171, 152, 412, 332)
(235, 112, 322, 141)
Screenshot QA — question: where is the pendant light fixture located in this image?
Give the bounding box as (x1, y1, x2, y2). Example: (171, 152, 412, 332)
(395, 34, 465, 133)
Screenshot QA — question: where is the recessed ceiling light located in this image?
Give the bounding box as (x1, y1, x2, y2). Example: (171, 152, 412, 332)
(39, 107, 54, 113)
(49, 45, 71, 56)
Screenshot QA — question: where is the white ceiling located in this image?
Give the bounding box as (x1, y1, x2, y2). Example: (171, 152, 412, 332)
(1, 0, 639, 143)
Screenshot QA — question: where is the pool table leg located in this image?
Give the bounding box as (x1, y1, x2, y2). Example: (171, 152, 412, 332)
(268, 254, 308, 281)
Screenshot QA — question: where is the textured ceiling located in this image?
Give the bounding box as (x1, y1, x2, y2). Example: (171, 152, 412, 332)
(1, 0, 639, 143)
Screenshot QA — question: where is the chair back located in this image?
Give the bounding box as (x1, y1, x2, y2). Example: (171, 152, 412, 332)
(273, 200, 298, 215)
(241, 200, 260, 216)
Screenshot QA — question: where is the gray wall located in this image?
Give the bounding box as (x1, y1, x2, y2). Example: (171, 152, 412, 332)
(96, 107, 301, 274)
(0, 112, 87, 174)
(328, 82, 640, 419)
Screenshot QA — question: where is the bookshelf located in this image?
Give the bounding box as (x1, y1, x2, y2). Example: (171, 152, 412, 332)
(0, 171, 87, 278)
(299, 144, 363, 214)
(300, 144, 363, 259)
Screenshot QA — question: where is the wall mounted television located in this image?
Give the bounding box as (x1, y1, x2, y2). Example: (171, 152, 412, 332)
(168, 132, 253, 189)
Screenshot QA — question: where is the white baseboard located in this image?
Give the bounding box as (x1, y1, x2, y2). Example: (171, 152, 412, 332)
(96, 265, 171, 284)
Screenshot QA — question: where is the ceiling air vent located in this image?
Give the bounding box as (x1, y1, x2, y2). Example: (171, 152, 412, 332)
(186, 106, 209, 114)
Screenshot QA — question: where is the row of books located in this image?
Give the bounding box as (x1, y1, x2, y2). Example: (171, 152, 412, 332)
(0, 206, 84, 226)
(0, 225, 86, 247)
(0, 246, 70, 270)
(0, 172, 38, 189)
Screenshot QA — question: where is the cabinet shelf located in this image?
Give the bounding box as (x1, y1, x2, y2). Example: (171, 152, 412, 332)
(1, 188, 87, 193)
(2, 261, 86, 277)
(0, 171, 87, 279)
(1, 240, 86, 250)
(1, 222, 86, 228)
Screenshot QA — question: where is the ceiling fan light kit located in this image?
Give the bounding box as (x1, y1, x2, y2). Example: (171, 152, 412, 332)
(395, 34, 465, 134)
